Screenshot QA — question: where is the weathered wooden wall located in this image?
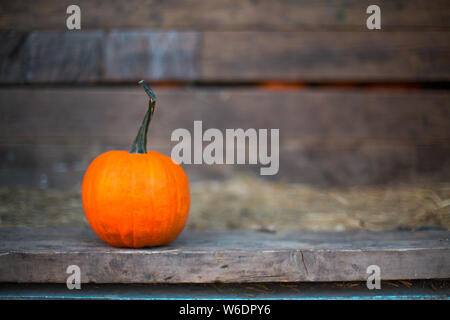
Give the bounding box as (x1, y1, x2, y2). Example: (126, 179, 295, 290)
(1, 0, 450, 31)
(0, 1, 449, 189)
(2, 30, 450, 83)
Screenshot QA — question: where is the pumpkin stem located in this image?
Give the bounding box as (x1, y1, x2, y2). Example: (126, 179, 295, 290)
(130, 80, 156, 154)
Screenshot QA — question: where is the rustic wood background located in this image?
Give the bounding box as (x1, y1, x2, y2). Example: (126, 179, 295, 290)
(0, 0, 449, 189)
(1, 228, 449, 282)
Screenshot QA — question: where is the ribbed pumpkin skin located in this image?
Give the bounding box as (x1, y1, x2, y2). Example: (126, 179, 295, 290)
(82, 150, 190, 248)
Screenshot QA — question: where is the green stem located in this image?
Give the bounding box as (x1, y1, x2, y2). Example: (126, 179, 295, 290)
(130, 80, 156, 154)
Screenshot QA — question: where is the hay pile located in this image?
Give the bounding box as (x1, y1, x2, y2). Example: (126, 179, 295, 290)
(1, 175, 449, 231)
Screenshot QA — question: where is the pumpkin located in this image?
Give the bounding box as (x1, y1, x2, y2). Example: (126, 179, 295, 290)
(82, 80, 190, 248)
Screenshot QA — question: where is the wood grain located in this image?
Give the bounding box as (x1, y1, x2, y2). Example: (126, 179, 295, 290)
(1, 0, 449, 31)
(1, 88, 449, 143)
(0, 227, 448, 283)
(0, 31, 199, 83)
(2, 142, 450, 188)
(1, 282, 449, 299)
(1, 31, 449, 83)
(201, 31, 450, 81)
(1, 87, 449, 187)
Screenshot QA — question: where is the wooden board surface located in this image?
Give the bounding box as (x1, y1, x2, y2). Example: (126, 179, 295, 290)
(2, 142, 449, 188)
(1, 0, 449, 31)
(2, 88, 449, 143)
(0, 227, 448, 283)
(201, 31, 450, 82)
(0, 87, 449, 187)
(2, 31, 450, 83)
(1, 281, 449, 300)
(1, 3, 449, 189)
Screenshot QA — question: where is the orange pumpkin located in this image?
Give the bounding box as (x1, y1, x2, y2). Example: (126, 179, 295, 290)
(82, 80, 190, 248)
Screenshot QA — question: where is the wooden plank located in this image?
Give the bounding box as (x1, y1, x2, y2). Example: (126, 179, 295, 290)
(1, 88, 449, 142)
(1, 281, 449, 300)
(102, 31, 199, 81)
(2, 141, 449, 188)
(0, 88, 449, 187)
(1, 0, 449, 31)
(201, 31, 450, 81)
(1, 31, 450, 83)
(0, 31, 104, 83)
(0, 31, 199, 83)
(0, 227, 448, 283)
